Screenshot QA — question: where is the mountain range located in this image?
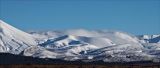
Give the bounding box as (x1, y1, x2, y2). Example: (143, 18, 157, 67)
(0, 20, 160, 62)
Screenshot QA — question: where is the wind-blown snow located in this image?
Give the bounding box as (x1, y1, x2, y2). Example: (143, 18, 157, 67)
(0, 20, 160, 62)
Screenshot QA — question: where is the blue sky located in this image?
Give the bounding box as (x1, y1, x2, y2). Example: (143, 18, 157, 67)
(0, 0, 160, 35)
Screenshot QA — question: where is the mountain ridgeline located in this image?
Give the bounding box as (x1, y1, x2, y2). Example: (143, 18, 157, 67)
(0, 20, 160, 63)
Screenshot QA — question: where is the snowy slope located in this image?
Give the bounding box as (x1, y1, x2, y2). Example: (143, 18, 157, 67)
(26, 30, 146, 61)
(0, 20, 160, 62)
(138, 35, 160, 43)
(26, 30, 160, 62)
(28, 30, 160, 62)
(32, 29, 142, 48)
(137, 35, 160, 62)
(0, 20, 37, 54)
(24, 35, 99, 58)
(39, 35, 115, 48)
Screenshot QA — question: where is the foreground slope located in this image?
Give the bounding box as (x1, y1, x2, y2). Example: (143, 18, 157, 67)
(0, 20, 37, 54)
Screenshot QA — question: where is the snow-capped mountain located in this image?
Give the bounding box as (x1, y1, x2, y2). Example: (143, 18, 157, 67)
(137, 34, 160, 62)
(39, 35, 115, 48)
(0, 20, 37, 54)
(27, 30, 148, 62)
(24, 35, 99, 59)
(138, 35, 160, 43)
(0, 20, 160, 62)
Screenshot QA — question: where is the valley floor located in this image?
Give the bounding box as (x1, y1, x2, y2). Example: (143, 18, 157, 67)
(0, 64, 160, 68)
(0, 53, 160, 68)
